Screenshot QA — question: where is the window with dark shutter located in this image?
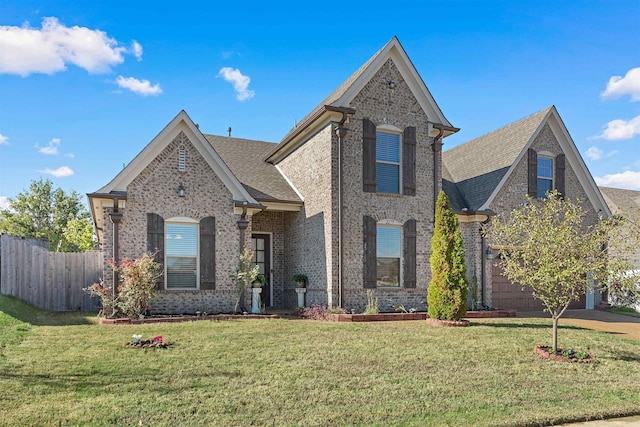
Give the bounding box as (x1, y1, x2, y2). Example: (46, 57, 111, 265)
(363, 119, 377, 193)
(403, 219, 416, 288)
(403, 127, 416, 196)
(165, 222, 198, 289)
(527, 148, 538, 198)
(200, 216, 215, 290)
(363, 215, 377, 288)
(147, 213, 164, 290)
(555, 154, 565, 197)
(376, 132, 401, 194)
(377, 224, 401, 286)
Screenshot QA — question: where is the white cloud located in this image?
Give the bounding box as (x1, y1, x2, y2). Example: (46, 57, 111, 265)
(0, 196, 9, 210)
(217, 67, 255, 101)
(585, 146, 604, 160)
(0, 17, 139, 76)
(597, 115, 640, 140)
(602, 67, 640, 101)
(595, 170, 640, 190)
(585, 146, 618, 160)
(130, 40, 143, 61)
(37, 137, 61, 155)
(0, 134, 8, 145)
(116, 75, 162, 96)
(39, 166, 74, 177)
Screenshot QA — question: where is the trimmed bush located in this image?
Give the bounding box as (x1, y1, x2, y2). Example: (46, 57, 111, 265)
(427, 191, 468, 321)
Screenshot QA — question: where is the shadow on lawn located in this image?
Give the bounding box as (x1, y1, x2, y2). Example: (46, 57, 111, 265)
(0, 295, 93, 327)
(473, 321, 587, 332)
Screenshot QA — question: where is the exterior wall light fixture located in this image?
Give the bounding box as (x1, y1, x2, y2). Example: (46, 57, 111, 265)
(486, 247, 494, 260)
(177, 183, 186, 197)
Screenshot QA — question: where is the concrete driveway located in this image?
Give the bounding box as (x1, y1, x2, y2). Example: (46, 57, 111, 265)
(517, 309, 640, 342)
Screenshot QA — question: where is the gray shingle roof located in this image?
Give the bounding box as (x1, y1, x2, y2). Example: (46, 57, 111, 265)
(599, 186, 640, 214)
(442, 107, 552, 210)
(204, 134, 301, 203)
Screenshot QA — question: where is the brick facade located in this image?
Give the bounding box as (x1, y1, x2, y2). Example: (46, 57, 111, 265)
(102, 131, 248, 314)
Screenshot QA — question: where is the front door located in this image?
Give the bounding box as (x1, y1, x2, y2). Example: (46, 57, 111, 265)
(251, 234, 271, 307)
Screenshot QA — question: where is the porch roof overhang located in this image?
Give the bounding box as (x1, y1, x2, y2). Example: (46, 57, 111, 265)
(87, 191, 128, 244)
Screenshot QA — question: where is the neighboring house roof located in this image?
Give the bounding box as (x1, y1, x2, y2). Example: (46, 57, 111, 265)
(599, 186, 640, 214)
(442, 106, 611, 217)
(204, 135, 301, 204)
(266, 36, 458, 163)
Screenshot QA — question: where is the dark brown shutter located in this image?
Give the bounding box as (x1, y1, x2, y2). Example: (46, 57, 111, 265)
(555, 153, 565, 197)
(200, 216, 216, 290)
(363, 119, 377, 193)
(403, 219, 417, 288)
(403, 126, 416, 196)
(146, 213, 164, 290)
(527, 148, 538, 198)
(363, 215, 377, 288)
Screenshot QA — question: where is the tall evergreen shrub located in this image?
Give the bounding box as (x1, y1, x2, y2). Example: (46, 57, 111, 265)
(427, 191, 468, 321)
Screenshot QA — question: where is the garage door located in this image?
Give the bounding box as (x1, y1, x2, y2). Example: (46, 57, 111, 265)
(492, 263, 586, 311)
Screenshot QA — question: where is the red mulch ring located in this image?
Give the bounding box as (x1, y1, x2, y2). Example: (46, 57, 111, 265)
(534, 344, 595, 363)
(425, 318, 470, 327)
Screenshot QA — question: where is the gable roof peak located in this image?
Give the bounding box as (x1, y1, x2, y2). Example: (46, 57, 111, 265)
(266, 36, 456, 163)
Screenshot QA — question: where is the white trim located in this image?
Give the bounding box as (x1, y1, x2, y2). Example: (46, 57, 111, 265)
(275, 164, 304, 202)
(166, 216, 198, 224)
(377, 124, 402, 132)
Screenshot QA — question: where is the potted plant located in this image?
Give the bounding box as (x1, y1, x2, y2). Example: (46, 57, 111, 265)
(293, 274, 307, 288)
(253, 274, 266, 288)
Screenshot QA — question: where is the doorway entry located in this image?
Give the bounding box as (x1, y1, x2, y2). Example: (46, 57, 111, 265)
(251, 233, 271, 307)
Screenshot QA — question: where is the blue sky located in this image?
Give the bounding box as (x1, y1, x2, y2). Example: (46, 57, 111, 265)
(1, 0, 639, 210)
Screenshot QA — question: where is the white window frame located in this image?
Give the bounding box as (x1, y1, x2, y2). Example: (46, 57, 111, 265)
(537, 154, 554, 199)
(165, 217, 199, 290)
(375, 126, 402, 194)
(376, 220, 402, 288)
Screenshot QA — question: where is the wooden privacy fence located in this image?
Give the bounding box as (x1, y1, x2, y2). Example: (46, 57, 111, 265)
(0, 234, 104, 311)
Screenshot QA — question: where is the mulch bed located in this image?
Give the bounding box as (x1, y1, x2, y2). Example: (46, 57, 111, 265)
(534, 344, 595, 363)
(425, 318, 470, 327)
(101, 313, 281, 325)
(125, 339, 173, 349)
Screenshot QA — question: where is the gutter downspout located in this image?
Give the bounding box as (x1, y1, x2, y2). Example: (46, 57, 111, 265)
(108, 198, 123, 311)
(335, 111, 351, 308)
(480, 216, 490, 309)
(431, 126, 445, 215)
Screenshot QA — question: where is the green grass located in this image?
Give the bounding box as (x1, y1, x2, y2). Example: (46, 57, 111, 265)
(609, 305, 640, 318)
(1, 295, 640, 426)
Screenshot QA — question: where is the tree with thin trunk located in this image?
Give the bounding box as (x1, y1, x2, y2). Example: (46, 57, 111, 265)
(485, 191, 639, 352)
(427, 191, 468, 321)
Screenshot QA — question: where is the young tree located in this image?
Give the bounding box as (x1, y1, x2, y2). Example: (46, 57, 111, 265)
(485, 191, 639, 352)
(427, 191, 468, 321)
(0, 179, 95, 251)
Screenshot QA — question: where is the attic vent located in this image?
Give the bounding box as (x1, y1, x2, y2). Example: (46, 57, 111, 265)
(178, 147, 186, 172)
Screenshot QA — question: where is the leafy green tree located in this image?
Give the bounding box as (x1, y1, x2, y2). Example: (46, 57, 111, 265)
(485, 191, 639, 352)
(0, 179, 95, 252)
(427, 191, 468, 321)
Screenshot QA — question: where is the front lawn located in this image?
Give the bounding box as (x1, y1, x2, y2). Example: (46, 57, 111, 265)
(1, 295, 639, 426)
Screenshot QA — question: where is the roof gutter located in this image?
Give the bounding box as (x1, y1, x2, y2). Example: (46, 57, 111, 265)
(265, 105, 356, 164)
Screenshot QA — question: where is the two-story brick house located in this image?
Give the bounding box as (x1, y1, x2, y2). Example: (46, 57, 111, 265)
(89, 37, 610, 314)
